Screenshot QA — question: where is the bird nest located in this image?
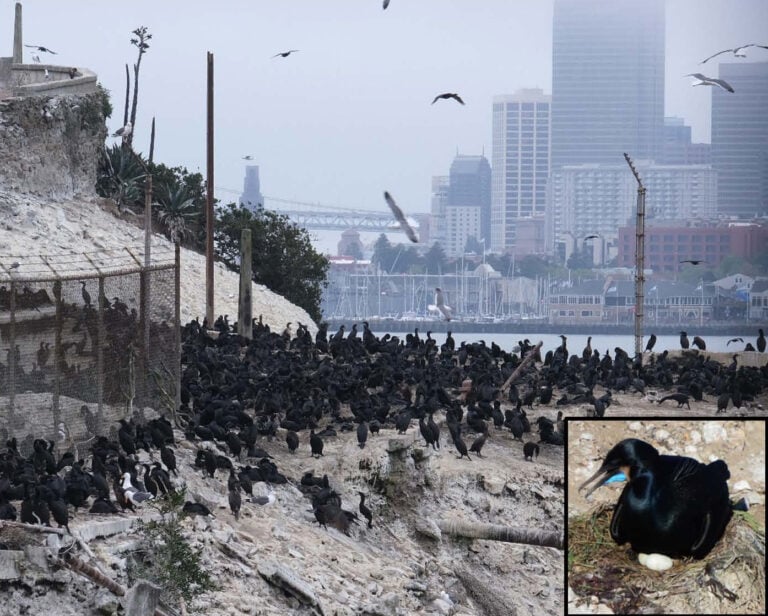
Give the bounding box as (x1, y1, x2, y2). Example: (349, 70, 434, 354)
(0, 523, 45, 551)
(568, 505, 765, 614)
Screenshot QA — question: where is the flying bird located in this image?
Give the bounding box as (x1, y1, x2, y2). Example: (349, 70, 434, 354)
(242, 155, 253, 160)
(679, 259, 703, 265)
(9, 261, 20, 270)
(686, 73, 735, 93)
(25, 44, 57, 54)
(272, 50, 299, 58)
(429, 287, 452, 321)
(383, 191, 419, 243)
(383, 0, 391, 9)
(726, 337, 743, 346)
(431, 93, 465, 105)
(584, 234, 599, 240)
(112, 121, 132, 139)
(700, 44, 768, 64)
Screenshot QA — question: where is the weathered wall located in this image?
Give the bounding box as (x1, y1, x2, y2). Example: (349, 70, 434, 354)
(0, 91, 107, 199)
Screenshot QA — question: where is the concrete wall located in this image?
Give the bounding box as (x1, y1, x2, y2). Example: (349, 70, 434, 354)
(0, 91, 108, 199)
(10, 64, 97, 97)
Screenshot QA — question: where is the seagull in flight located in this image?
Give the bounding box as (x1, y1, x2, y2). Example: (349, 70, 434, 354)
(431, 92, 465, 105)
(429, 287, 452, 321)
(700, 44, 768, 64)
(686, 73, 735, 93)
(383, 191, 418, 243)
(112, 121, 132, 139)
(680, 259, 704, 265)
(383, 0, 391, 9)
(242, 155, 253, 160)
(272, 50, 299, 59)
(25, 44, 57, 54)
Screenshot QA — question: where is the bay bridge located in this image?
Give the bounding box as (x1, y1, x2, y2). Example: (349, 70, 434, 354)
(215, 186, 414, 232)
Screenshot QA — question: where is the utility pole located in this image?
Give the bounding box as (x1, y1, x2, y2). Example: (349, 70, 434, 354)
(205, 52, 214, 327)
(624, 153, 646, 360)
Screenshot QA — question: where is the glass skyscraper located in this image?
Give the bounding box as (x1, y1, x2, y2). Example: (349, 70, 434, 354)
(551, 0, 665, 169)
(712, 62, 768, 219)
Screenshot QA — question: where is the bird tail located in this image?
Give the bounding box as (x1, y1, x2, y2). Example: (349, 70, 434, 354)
(731, 497, 749, 512)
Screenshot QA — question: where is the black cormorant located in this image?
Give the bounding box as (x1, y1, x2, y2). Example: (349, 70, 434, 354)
(579, 438, 735, 560)
(79, 280, 91, 307)
(286, 430, 299, 453)
(644, 334, 657, 352)
(692, 335, 706, 350)
(469, 426, 488, 458)
(357, 421, 368, 449)
(758, 329, 766, 353)
(358, 492, 373, 528)
(657, 393, 691, 409)
(523, 442, 539, 461)
(310, 430, 324, 457)
(679, 331, 689, 349)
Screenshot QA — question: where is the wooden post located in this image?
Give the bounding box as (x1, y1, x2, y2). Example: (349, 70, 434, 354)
(502, 341, 543, 393)
(205, 51, 215, 326)
(238, 229, 252, 339)
(624, 153, 646, 360)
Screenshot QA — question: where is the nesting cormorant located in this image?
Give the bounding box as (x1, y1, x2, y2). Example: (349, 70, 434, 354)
(579, 438, 735, 561)
(523, 442, 539, 461)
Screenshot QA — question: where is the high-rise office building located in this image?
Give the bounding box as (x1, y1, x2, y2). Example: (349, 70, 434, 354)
(660, 117, 711, 165)
(430, 175, 450, 249)
(239, 165, 264, 212)
(551, 0, 665, 169)
(437, 154, 491, 257)
(491, 89, 551, 255)
(712, 62, 768, 218)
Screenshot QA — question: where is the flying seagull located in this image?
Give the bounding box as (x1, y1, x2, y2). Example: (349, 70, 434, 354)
(429, 287, 453, 321)
(431, 92, 465, 105)
(584, 235, 599, 240)
(112, 121, 132, 139)
(272, 50, 299, 58)
(701, 44, 768, 64)
(686, 73, 735, 93)
(383, 0, 391, 9)
(25, 44, 57, 54)
(383, 191, 418, 243)
(680, 259, 704, 265)
(242, 155, 253, 160)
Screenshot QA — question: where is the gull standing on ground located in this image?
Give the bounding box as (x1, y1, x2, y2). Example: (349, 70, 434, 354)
(700, 44, 768, 64)
(121, 473, 154, 507)
(429, 287, 452, 321)
(384, 191, 419, 243)
(686, 73, 735, 93)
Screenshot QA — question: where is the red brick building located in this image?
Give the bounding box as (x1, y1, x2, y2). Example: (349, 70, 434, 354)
(618, 222, 768, 274)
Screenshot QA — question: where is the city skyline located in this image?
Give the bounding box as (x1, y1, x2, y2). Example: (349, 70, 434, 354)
(12, 0, 768, 217)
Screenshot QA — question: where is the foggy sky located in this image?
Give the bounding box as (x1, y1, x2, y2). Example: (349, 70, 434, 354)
(10, 0, 768, 221)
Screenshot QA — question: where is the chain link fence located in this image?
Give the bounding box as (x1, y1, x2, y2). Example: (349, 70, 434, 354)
(0, 245, 179, 455)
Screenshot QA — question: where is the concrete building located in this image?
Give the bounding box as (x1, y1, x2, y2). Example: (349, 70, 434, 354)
(430, 175, 450, 249)
(660, 117, 711, 165)
(712, 62, 768, 218)
(447, 154, 491, 252)
(550, 162, 716, 263)
(490, 89, 550, 256)
(551, 0, 665, 169)
(239, 165, 264, 212)
(617, 221, 768, 274)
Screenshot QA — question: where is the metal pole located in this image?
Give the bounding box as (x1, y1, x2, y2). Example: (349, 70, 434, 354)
(205, 51, 215, 327)
(624, 153, 646, 359)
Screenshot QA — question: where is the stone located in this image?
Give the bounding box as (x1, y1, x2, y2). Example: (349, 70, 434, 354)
(481, 475, 505, 496)
(689, 430, 701, 444)
(628, 422, 642, 432)
(430, 598, 453, 615)
(654, 429, 669, 441)
(701, 422, 727, 443)
(733, 480, 751, 492)
(122, 579, 161, 616)
(580, 433, 593, 440)
(414, 518, 442, 541)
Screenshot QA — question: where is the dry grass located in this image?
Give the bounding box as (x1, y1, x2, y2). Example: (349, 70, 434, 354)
(568, 506, 765, 614)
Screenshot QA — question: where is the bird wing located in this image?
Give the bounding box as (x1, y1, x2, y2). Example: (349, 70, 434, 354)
(686, 73, 709, 81)
(431, 95, 441, 104)
(452, 94, 465, 105)
(710, 78, 735, 93)
(384, 191, 418, 242)
(383, 0, 391, 8)
(700, 49, 733, 64)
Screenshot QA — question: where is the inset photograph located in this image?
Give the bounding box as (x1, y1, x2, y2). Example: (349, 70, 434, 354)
(567, 419, 765, 615)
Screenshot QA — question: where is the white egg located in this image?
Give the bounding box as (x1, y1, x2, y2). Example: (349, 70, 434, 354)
(638, 552, 674, 571)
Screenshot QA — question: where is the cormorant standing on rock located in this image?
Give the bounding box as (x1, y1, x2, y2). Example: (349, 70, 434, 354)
(717, 392, 729, 414)
(286, 430, 299, 453)
(680, 331, 690, 349)
(692, 335, 706, 350)
(79, 281, 91, 307)
(645, 334, 657, 352)
(523, 442, 539, 461)
(357, 421, 368, 449)
(453, 428, 472, 461)
(579, 438, 736, 562)
(758, 329, 766, 353)
(161, 446, 177, 476)
(229, 485, 241, 520)
(469, 426, 488, 458)
(358, 492, 373, 528)
(310, 430, 324, 457)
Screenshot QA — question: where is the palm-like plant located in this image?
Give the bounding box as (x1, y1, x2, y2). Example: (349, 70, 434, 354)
(97, 144, 145, 211)
(155, 183, 197, 246)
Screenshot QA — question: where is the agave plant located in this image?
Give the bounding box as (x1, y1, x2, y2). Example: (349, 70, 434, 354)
(97, 144, 146, 211)
(154, 183, 197, 245)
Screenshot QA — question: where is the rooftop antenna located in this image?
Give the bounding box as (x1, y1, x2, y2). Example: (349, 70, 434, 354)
(624, 152, 646, 361)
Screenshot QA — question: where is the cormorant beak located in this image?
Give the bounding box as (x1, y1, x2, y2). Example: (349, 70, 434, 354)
(578, 463, 628, 498)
